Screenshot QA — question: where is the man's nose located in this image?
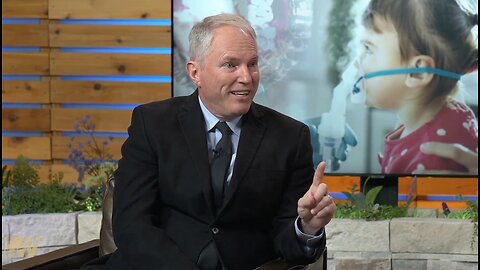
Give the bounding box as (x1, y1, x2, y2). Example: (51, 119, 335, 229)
(237, 65, 253, 83)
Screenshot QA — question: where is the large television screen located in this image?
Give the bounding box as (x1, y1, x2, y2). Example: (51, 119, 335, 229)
(173, 0, 478, 177)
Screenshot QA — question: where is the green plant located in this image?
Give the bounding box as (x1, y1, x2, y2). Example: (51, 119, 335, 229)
(2, 157, 82, 215)
(9, 155, 40, 188)
(2, 165, 13, 189)
(335, 177, 415, 221)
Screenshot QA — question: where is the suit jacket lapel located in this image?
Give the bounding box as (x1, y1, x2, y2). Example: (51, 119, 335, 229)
(221, 103, 265, 212)
(177, 91, 215, 218)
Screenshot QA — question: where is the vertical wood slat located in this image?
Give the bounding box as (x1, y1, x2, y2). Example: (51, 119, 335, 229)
(48, 0, 171, 20)
(2, 0, 48, 19)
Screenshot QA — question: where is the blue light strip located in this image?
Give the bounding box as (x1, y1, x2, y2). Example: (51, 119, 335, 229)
(60, 76, 172, 83)
(330, 193, 477, 202)
(61, 104, 138, 110)
(2, 19, 40, 25)
(62, 132, 128, 138)
(60, 48, 171, 54)
(2, 103, 44, 109)
(59, 19, 172, 26)
(425, 195, 477, 202)
(2, 47, 41, 53)
(61, 159, 118, 164)
(2, 75, 42, 81)
(2, 160, 44, 165)
(2, 132, 44, 137)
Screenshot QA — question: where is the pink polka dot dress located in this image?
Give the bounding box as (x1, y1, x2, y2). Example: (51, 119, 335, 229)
(379, 98, 478, 174)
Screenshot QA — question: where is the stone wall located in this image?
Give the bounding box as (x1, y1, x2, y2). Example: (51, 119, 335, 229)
(2, 212, 102, 265)
(2, 214, 478, 269)
(319, 218, 478, 270)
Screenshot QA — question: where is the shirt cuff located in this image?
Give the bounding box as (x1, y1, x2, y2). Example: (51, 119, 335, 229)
(294, 216, 325, 248)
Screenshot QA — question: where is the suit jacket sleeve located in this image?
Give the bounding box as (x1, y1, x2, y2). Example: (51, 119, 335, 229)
(272, 124, 326, 265)
(111, 106, 199, 269)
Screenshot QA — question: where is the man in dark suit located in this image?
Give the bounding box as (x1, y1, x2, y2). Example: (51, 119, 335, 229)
(102, 13, 336, 270)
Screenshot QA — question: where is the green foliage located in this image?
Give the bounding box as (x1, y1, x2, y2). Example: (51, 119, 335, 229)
(2, 117, 119, 215)
(326, 0, 357, 85)
(9, 155, 40, 188)
(2, 158, 82, 215)
(2, 165, 13, 189)
(335, 178, 414, 221)
(82, 186, 105, 212)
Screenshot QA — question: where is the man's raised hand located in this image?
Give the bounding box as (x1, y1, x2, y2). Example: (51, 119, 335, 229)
(297, 162, 336, 235)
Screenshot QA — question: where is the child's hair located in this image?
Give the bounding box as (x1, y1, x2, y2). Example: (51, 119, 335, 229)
(362, 0, 477, 98)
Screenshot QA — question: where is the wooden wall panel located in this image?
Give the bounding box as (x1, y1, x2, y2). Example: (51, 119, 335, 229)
(2, 0, 48, 19)
(325, 176, 477, 210)
(2, 108, 51, 132)
(49, 25, 171, 48)
(50, 52, 171, 76)
(50, 81, 171, 104)
(51, 108, 132, 132)
(2, 24, 49, 47)
(2, 80, 50, 103)
(2, 137, 51, 160)
(2, 0, 174, 189)
(49, 0, 171, 20)
(2, 52, 50, 75)
(323, 176, 359, 193)
(51, 136, 125, 160)
(416, 178, 478, 196)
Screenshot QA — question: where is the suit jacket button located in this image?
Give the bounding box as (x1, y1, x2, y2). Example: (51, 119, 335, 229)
(211, 227, 220, 234)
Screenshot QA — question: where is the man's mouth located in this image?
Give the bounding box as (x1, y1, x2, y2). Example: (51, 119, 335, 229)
(231, 91, 250, 96)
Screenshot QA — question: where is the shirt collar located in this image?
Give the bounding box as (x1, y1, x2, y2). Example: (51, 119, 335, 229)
(198, 96, 242, 136)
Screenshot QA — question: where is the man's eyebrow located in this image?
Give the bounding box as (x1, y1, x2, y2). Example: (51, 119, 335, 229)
(221, 55, 259, 62)
(222, 56, 239, 61)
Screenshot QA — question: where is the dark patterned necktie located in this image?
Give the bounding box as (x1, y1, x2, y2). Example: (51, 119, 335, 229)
(210, 121, 232, 210)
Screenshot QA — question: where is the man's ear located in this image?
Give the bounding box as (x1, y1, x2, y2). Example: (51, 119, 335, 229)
(405, 55, 435, 88)
(186, 61, 201, 87)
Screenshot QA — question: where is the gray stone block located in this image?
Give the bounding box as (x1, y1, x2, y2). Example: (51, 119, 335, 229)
(390, 218, 478, 254)
(392, 253, 478, 262)
(2, 213, 78, 249)
(326, 219, 390, 252)
(77, 211, 102, 243)
(392, 259, 427, 270)
(427, 260, 478, 270)
(335, 258, 391, 270)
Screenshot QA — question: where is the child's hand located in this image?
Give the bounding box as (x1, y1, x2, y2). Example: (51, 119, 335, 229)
(416, 142, 478, 174)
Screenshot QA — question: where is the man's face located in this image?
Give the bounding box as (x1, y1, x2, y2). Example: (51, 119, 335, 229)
(190, 26, 260, 121)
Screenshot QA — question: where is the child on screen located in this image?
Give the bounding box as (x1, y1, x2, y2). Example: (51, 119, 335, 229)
(354, 0, 478, 174)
